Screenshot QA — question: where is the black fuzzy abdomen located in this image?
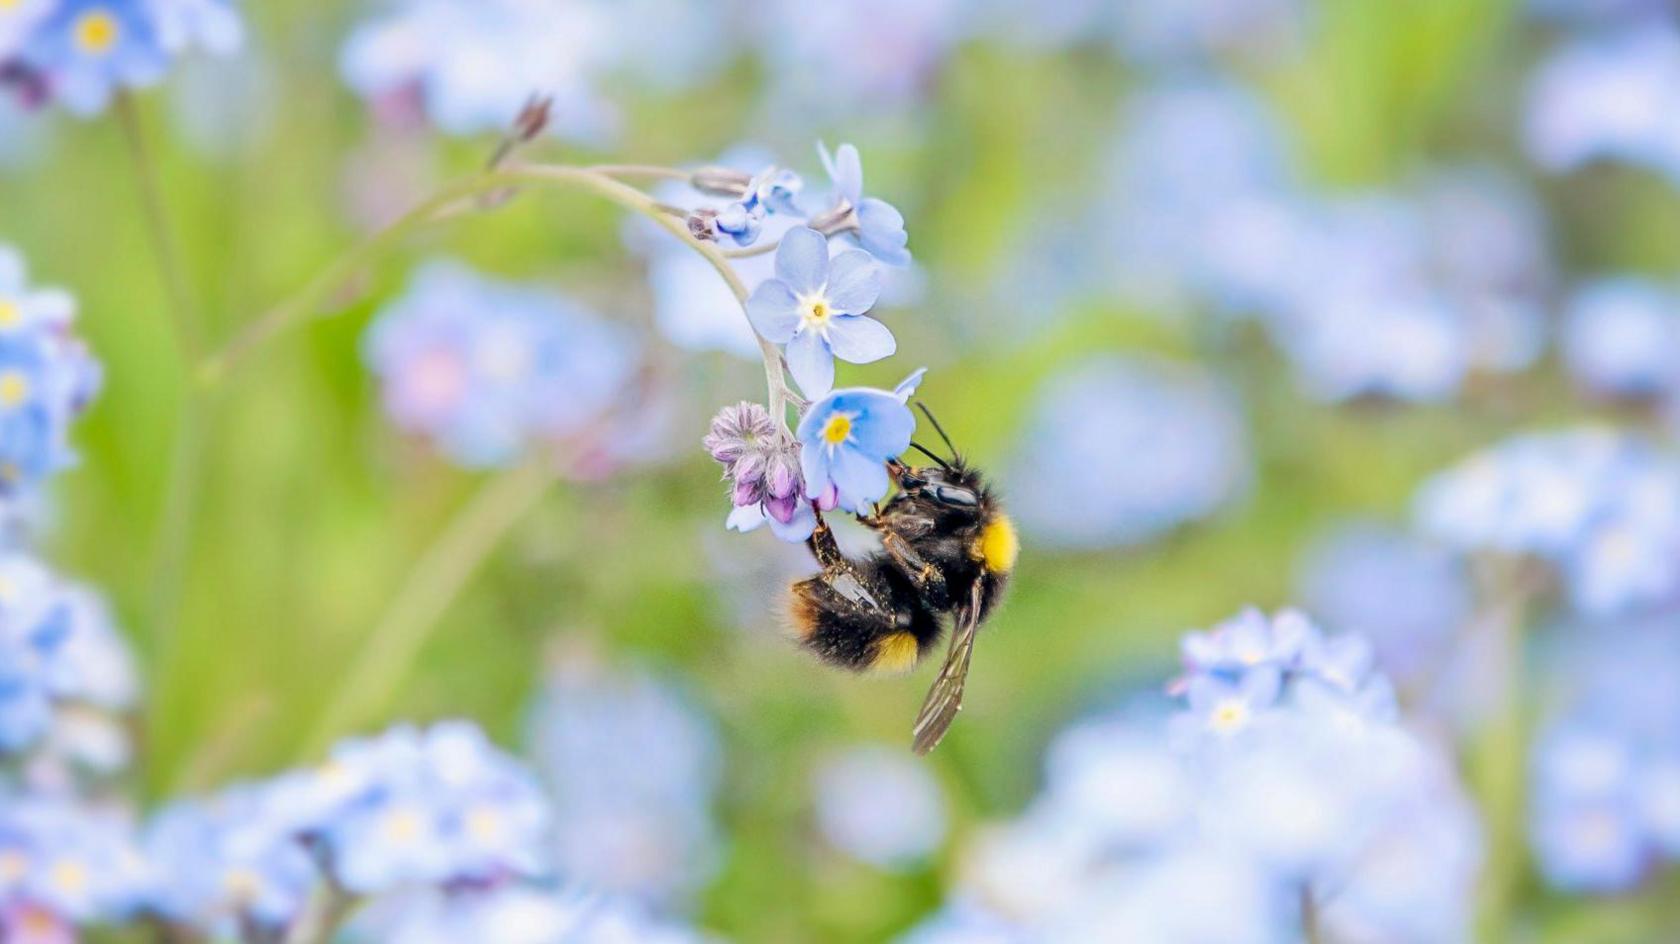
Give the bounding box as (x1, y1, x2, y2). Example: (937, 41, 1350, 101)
(789, 557, 943, 673)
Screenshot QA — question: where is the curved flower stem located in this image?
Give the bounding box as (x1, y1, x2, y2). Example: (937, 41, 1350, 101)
(303, 456, 559, 753)
(282, 880, 355, 944)
(587, 163, 692, 182)
(197, 162, 795, 430)
(115, 91, 202, 360)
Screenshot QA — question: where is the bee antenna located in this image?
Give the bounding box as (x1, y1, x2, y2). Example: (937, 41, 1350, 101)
(915, 401, 960, 463)
(908, 441, 952, 470)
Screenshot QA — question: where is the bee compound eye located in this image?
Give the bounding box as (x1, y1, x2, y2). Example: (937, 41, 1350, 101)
(930, 485, 979, 507)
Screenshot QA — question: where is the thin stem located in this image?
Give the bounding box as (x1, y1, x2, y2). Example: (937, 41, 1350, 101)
(115, 91, 202, 360)
(588, 163, 691, 181)
(199, 162, 795, 433)
(282, 880, 355, 944)
(303, 457, 560, 753)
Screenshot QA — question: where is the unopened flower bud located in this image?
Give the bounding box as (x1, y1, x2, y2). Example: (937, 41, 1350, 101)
(764, 493, 800, 525)
(765, 449, 802, 500)
(687, 208, 720, 242)
(703, 402, 776, 469)
(731, 450, 767, 489)
(814, 482, 839, 511)
(513, 94, 553, 143)
(734, 475, 766, 507)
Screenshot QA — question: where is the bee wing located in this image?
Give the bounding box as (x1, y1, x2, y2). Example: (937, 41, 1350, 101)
(911, 580, 985, 756)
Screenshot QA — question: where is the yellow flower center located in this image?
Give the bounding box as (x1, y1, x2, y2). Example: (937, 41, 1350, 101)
(799, 293, 832, 330)
(382, 807, 424, 843)
(0, 371, 29, 408)
(50, 858, 88, 895)
(0, 0, 20, 10)
(1208, 699, 1250, 734)
(74, 10, 120, 55)
(222, 867, 264, 903)
(820, 413, 852, 446)
(465, 806, 504, 841)
(0, 300, 19, 329)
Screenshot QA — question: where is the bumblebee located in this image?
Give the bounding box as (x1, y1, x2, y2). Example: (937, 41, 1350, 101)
(789, 406, 1018, 754)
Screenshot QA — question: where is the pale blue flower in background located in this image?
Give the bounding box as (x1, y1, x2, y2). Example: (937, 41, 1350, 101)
(1416, 429, 1680, 616)
(815, 142, 912, 267)
(1297, 522, 1472, 683)
(1006, 354, 1249, 550)
(1109, 0, 1307, 67)
(363, 259, 638, 468)
(1525, 22, 1680, 182)
(908, 610, 1480, 942)
(1530, 620, 1680, 892)
(1528, 0, 1674, 21)
(144, 785, 316, 933)
(526, 655, 722, 907)
(756, 0, 966, 118)
(1562, 277, 1680, 398)
(0, 794, 147, 927)
(340, 0, 617, 141)
(144, 0, 242, 55)
(352, 885, 719, 944)
(812, 745, 946, 870)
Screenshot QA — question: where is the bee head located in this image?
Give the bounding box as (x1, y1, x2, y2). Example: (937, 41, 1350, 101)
(889, 458, 986, 512)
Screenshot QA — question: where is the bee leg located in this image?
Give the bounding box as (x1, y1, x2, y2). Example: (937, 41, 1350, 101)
(806, 504, 848, 571)
(880, 531, 951, 610)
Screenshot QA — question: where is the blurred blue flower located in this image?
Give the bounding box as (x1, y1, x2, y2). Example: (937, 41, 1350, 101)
(144, 784, 315, 933)
(363, 259, 638, 468)
(525, 655, 722, 907)
(0, 553, 136, 763)
(0, 247, 99, 506)
(815, 142, 911, 267)
(1525, 22, 1680, 182)
(144, 0, 241, 55)
(1296, 522, 1472, 683)
(17, 0, 169, 116)
(1109, 0, 1308, 67)
(911, 609, 1479, 943)
(746, 226, 890, 397)
(309, 721, 551, 894)
(1563, 277, 1680, 398)
(797, 374, 918, 512)
(1416, 429, 1680, 616)
(1006, 354, 1249, 550)
(353, 885, 717, 944)
(339, 0, 616, 140)
(0, 793, 147, 928)
(756, 0, 965, 118)
(812, 745, 946, 870)
(1530, 621, 1680, 892)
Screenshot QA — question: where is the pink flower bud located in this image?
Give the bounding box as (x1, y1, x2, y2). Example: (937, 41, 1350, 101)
(765, 450, 802, 500)
(765, 493, 800, 525)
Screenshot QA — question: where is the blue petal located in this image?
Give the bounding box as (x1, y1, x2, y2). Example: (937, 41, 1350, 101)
(786, 329, 835, 397)
(826, 315, 896, 365)
(727, 504, 767, 532)
(825, 250, 880, 314)
(776, 227, 830, 296)
(858, 198, 911, 266)
(832, 445, 891, 508)
(746, 280, 801, 343)
(848, 393, 915, 459)
(821, 141, 863, 205)
(767, 501, 817, 542)
(800, 435, 832, 498)
(893, 367, 927, 401)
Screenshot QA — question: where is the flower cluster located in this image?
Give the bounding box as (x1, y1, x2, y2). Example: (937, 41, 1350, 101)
(0, 245, 100, 511)
(0, 552, 137, 773)
(811, 745, 946, 871)
(704, 401, 819, 542)
(524, 656, 723, 907)
(1416, 429, 1680, 616)
(902, 608, 1480, 944)
(0, 0, 242, 115)
(1530, 620, 1680, 893)
(1562, 277, 1680, 402)
(0, 794, 149, 934)
(363, 259, 640, 469)
(1099, 82, 1549, 403)
(1526, 12, 1680, 185)
(1005, 354, 1249, 550)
